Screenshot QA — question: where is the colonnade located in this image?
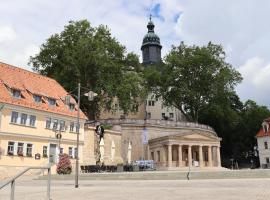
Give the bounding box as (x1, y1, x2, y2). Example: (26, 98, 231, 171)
(151, 144, 221, 168)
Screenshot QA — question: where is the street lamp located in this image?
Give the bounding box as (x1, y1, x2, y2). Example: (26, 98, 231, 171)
(71, 83, 97, 188)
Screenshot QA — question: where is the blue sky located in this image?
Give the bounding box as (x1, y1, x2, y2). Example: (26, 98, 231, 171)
(1, 0, 270, 107)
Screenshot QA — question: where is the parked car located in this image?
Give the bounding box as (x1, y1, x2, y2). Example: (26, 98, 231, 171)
(134, 160, 156, 171)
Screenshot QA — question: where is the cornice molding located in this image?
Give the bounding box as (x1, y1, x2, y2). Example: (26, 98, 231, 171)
(0, 131, 84, 145)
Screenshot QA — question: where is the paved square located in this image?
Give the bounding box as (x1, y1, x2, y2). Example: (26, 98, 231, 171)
(1, 178, 270, 200)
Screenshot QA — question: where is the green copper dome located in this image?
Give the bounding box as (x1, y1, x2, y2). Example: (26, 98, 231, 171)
(141, 19, 162, 49)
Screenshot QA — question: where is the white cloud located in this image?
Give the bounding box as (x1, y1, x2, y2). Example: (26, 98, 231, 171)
(237, 57, 270, 106)
(0, 0, 270, 106)
(13, 45, 40, 70)
(0, 26, 16, 43)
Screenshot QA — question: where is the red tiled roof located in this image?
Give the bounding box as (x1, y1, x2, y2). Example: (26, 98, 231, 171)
(256, 129, 270, 137)
(0, 62, 87, 119)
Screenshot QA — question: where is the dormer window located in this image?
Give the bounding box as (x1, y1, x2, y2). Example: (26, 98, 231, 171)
(12, 89, 21, 98)
(48, 98, 56, 106)
(33, 95, 42, 103)
(69, 103, 75, 111)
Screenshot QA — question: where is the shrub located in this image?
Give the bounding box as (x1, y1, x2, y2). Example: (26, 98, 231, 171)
(57, 153, 72, 174)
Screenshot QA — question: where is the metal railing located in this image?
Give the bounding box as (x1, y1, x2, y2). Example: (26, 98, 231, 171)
(0, 165, 51, 200)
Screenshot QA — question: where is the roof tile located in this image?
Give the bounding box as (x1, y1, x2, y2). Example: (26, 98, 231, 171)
(0, 62, 87, 119)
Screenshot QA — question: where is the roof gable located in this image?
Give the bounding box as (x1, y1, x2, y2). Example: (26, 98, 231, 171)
(0, 62, 87, 119)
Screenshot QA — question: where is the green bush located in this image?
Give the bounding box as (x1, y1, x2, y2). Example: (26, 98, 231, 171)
(57, 153, 72, 174)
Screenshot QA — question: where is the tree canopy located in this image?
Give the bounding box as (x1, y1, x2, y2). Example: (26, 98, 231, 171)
(144, 42, 242, 122)
(29, 20, 146, 119)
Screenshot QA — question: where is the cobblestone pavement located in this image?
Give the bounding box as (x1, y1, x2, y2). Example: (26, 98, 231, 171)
(1, 178, 270, 200)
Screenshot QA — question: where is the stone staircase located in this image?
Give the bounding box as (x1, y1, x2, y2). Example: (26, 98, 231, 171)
(38, 169, 270, 180)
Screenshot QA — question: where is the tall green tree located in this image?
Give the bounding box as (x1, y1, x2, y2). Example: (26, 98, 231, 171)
(30, 20, 145, 119)
(235, 100, 270, 156)
(144, 42, 242, 122)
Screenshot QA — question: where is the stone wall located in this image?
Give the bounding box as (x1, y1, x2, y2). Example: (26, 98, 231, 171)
(83, 125, 122, 165)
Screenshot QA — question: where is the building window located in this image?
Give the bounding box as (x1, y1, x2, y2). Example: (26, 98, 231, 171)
(33, 95, 42, 103)
(48, 98, 56, 106)
(264, 141, 268, 149)
(169, 113, 174, 119)
(69, 147, 73, 158)
(12, 89, 21, 98)
(45, 117, 51, 129)
(11, 111, 18, 123)
(69, 103, 75, 111)
(53, 119, 58, 130)
(29, 115, 36, 126)
(70, 122, 74, 132)
(60, 148, 63, 155)
(74, 147, 78, 159)
(148, 100, 155, 106)
(26, 144, 33, 157)
(76, 123, 80, 133)
(7, 141, 15, 155)
(43, 146, 48, 157)
(266, 157, 270, 164)
(147, 112, 151, 119)
(20, 113, 27, 125)
(17, 142, 24, 156)
(59, 120, 65, 131)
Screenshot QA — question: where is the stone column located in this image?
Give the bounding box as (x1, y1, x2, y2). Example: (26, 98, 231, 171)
(217, 146, 221, 167)
(199, 145, 203, 167)
(188, 145, 192, 167)
(178, 145, 183, 167)
(147, 145, 150, 160)
(208, 145, 213, 167)
(162, 146, 166, 167)
(168, 144, 172, 168)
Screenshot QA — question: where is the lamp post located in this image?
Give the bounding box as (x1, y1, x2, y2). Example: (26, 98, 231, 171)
(74, 83, 97, 188)
(75, 82, 81, 188)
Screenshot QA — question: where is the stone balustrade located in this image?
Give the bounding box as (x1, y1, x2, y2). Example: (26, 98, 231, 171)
(98, 119, 217, 136)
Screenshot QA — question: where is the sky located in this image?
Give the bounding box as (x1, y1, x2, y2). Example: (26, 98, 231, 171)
(1, 0, 270, 107)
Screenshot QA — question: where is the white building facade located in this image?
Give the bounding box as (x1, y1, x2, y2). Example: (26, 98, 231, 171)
(256, 120, 270, 168)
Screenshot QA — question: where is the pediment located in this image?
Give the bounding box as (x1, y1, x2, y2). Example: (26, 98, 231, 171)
(172, 132, 219, 142)
(182, 133, 215, 140)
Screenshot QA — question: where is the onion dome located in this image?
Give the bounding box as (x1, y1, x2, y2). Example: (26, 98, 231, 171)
(141, 18, 162, 50)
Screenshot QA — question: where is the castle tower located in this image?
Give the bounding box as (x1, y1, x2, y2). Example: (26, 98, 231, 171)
(141, 16, 162, 65)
